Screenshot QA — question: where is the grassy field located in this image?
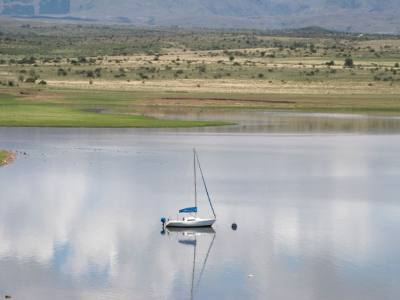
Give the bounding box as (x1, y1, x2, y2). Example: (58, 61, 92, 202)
(0, 21, 400, 127)
(0, 90, 231, 127)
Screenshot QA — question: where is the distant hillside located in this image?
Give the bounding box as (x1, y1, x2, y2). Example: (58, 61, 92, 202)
(40, 0, 69, 14)
(0, 0, 69, 15)
(0, 0, 399, 33)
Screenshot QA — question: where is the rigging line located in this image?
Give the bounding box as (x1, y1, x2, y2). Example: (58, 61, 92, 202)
(193, 233, 216, 297)
(193, 148, 197, 212)
(194, 150, 217, 219)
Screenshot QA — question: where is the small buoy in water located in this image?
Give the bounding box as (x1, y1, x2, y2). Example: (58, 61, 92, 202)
(231, 223, 237, 230)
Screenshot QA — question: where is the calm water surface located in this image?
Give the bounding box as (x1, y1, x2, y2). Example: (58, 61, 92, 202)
(1, 121, 400, 299)
(146, 109, 400, 133)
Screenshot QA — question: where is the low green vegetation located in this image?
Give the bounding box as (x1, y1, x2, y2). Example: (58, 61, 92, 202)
(0, 150, 7, 163)
(2, 88, 400, 127)
(0, 150, 14, 166)
(0, 90, 230, 127)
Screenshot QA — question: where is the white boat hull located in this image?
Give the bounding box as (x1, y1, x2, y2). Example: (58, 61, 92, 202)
(166, 218, 215, 228)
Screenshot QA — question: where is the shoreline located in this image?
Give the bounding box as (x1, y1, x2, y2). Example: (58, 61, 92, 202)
(0, 150, 16, 167)
(1, 87, 400, 128)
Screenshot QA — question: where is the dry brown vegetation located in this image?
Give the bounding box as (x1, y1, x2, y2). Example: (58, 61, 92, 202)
(0, 22, 400, 127)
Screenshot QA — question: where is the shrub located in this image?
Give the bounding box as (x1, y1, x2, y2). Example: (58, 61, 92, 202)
(344, 57, 354, 68)
(78, 57, 88, 64)
(374, 73, 393, 81)
(94, 68, 102, 77)
(198, 65, 207, 73)
(114, 73, 126, 78)
(138, 72, 148, 79)
(25, 78, 36, 83)
(57, 68, 68, 76)
(18, 57, 36, 64)
(29, 69, 39, 80)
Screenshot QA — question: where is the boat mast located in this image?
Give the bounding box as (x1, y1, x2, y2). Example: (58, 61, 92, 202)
(193, 148, 197, 215)
(190, 235, 197, 300)
(195, 232, 216, 293)
(194, 150, 217, 219)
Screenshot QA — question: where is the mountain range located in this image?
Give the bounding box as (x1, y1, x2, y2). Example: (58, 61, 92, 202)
(0, 0, 399, 33)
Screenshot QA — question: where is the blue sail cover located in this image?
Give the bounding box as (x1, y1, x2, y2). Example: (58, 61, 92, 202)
(179, 207, 197, 213)
(179, 239, 197, 246)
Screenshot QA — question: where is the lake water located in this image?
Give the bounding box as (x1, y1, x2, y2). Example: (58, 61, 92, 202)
(1, 113, 400, 300)
(145, 109, 400, 133)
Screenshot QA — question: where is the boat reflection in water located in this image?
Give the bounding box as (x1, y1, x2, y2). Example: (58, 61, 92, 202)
(163, 227, 216, 300)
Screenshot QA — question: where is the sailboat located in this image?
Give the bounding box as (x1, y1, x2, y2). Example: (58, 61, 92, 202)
(164, 149, 216, 228)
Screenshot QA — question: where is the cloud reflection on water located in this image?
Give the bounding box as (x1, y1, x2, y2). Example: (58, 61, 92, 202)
(0, 129, 399, 299)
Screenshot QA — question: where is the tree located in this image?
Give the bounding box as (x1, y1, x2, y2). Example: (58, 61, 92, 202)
(344, 57, 354, 68)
